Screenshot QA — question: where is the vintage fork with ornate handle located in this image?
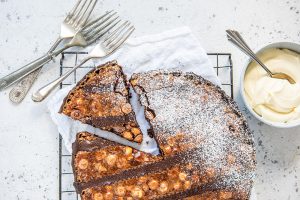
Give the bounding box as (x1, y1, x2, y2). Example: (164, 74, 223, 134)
(0, 11, 118, 92)
(0, 13, 118, 95)
(9, 0, 98, 103)
(32, 21, 134, 102)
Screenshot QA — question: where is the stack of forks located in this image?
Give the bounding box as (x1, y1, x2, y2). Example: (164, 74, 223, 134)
(0, 0, 134, 103)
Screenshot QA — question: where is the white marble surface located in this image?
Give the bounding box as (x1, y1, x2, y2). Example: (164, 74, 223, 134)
(0, 0, 299, 199)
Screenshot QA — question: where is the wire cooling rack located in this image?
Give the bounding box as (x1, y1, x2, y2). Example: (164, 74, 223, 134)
(58, 52, 234, 200)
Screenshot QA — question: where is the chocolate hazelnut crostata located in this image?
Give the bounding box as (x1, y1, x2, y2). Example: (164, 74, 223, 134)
(60, 61, 143, 143)
(62, 62, 256, 199)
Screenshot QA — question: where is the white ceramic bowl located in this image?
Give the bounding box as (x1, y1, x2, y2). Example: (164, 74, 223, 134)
(240, 42, 300, 128)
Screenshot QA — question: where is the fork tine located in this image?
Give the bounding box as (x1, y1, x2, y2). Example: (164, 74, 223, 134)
(82, 10, 113, 30)
(84, 15, 119, 39)
(85, 16, 120, 39)
(87, 19, 121, 45)
(106, 26, 135, 52)
(78, 0, 98, 27)
(73, 0, 92, 25)
(103, 21, 130, 46)
(70, 0, 89, 23)
(68, 0, 82, 17)
(83, 11, 117, 34)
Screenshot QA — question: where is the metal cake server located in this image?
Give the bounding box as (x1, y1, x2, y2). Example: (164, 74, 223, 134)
(32, 21, 134, 102)
(8, 0, 98, 103)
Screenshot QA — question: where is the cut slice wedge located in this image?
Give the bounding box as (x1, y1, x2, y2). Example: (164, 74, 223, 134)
(60, 61, 143, 143)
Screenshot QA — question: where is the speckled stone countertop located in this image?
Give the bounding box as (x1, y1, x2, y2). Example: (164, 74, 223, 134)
(0, 0, 299, 199)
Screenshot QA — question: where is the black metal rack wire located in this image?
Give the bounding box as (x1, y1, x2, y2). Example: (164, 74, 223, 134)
(58, 52, 234, 200)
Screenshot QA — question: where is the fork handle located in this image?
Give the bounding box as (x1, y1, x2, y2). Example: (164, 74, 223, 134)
(32, 57, 91, 102)
(9, 37, 64, 103)
(0, 45, 68, 91)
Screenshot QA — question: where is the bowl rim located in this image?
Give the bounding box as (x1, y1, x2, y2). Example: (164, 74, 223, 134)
(240, 41, 300, 128)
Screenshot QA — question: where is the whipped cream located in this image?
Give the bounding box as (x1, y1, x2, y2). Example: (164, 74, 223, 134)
(244, 48, 300, 123)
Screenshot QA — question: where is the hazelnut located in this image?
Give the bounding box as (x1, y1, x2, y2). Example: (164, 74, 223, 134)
(95, 150, 107, 161)
(197, 178, 206, 185)
(106, 154, 118, 167)
(105, 185, 113, 191)
(130, 122, 137, 127)
(145, 110, 155, 120)
(126, 155, 134, 161)
(95, 163, 107, 172)
(78, 159, 89, 170)
(227, 154, 236, 165)
(121, 103, 132, 114)
(192, 174, 200, 182)
(130, 79, 138, 86)
(148, 180, 159, 190)
(179, 172, 187, 181)
(131, 128, 141, 136)
(142, 184, 149, 192)
(184, 181, 191, 189)
(90, 101, 100, 113)
(134, 134, 143, 143)
(168, 168, 179, 179)
(104, 191, 113, 200)
(122, 131, 133, 141)
(172, 147, 179, 153)
(93, 193, 104, 200)
(158, 181, 169, 193)
(206, 168, 215, 178)
(70, 110, 81, 120)
(76, 98, 85, 105)
(117, 157, 128, 169)
(125, 124, 132, 130)
(186, 163, 193, 170)
(219, 191, 233, 199)
(126, 185, 134, 191)
(162, 145, 172, 155)
(134, 154, 144, 163)
(138, 176, 147, 183)
(131, 186, 144, 199)
(142, 155, 150, 162)
(124, 147, 133, 155)
(167, 137, 176, 147)
(173, 181, 182, 190)
(115, 186, 126, 196)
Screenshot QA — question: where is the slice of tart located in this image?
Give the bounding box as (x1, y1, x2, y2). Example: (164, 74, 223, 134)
(60, 61, 143, 143)
(73, 132, 162, 186)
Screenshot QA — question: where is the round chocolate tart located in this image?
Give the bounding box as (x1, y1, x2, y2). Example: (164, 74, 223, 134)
(66, 63, 256, 200)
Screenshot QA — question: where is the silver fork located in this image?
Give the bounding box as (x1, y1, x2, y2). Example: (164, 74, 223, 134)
(0, 11, 118, 92)
(9, 0, 98, 103)
(32, 21, 134, 102)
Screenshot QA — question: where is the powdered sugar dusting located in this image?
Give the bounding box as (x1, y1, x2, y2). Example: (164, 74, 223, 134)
(132, 70, 256, 194)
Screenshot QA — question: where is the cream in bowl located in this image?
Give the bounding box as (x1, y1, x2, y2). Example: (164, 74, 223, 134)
(243, 47, 300, 125)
